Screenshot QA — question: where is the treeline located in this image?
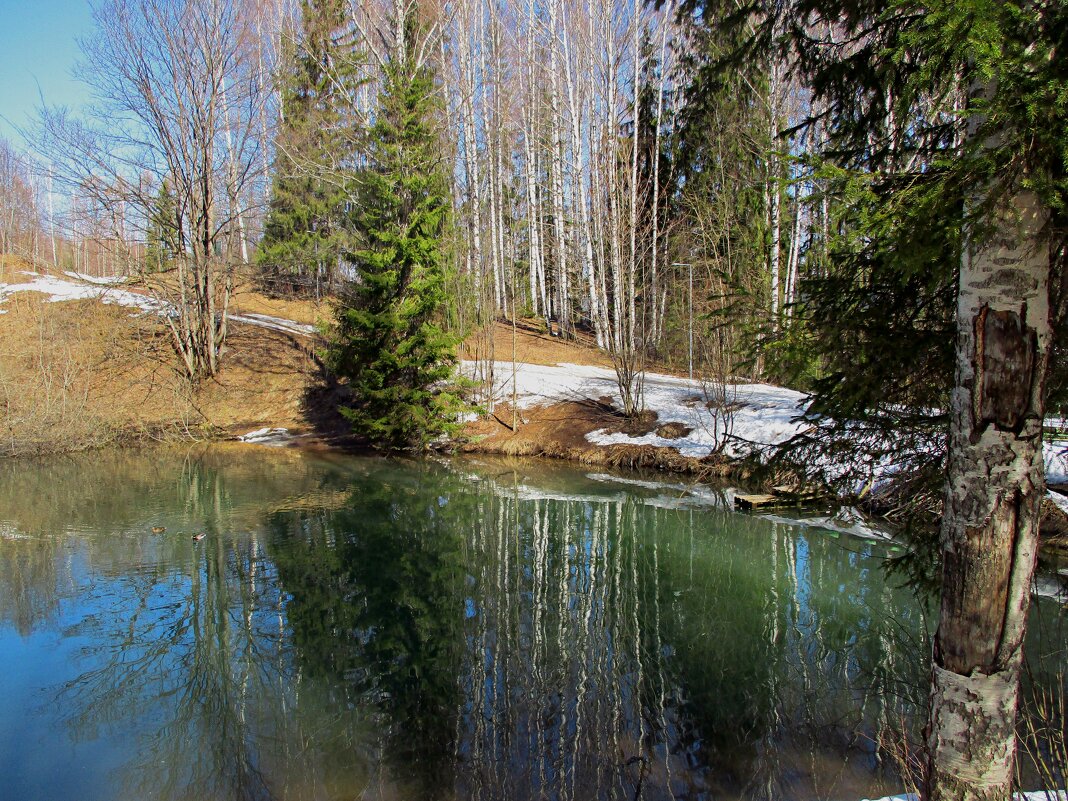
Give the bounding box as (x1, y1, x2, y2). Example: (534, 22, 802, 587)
(9, 0, 823, 399)
(255, 0, 815, 387)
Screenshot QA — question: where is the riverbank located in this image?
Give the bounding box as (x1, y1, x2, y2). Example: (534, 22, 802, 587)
(3, 258, 1067, 546)
(0, 258, 349, 455)
(456, 359, 1068, 544)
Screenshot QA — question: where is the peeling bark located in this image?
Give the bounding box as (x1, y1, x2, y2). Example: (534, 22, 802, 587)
(925, 188, 1050, 801)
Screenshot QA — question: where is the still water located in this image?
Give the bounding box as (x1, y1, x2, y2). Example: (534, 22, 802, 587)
(0, 446, 1063, 801)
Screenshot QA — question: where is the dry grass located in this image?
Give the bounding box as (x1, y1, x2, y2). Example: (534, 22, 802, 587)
(0, 286, 331, 456)
(459, 397, 741, 480)
(461, 318, 613, 368)
(0, 291, 184, 455)
(228, 280, 328, 328)
(0, 255, 39, 284)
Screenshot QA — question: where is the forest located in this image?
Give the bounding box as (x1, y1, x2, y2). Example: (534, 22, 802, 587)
(0, 0, 1066, 799)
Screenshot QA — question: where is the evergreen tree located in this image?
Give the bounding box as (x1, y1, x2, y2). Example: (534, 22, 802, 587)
(671, 14, 772, 378)
(328, 26, 465, 450)
(680, 0, 1067, 798)
(144, 178, 178, 273)
(257, 0, 362, 297)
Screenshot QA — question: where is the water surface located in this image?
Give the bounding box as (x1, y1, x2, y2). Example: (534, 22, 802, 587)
(0, 446, 1063, 801)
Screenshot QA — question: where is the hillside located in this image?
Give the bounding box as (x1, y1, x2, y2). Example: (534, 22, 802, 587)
(0, 257, 338, 454)
(0, 257, 614, 455)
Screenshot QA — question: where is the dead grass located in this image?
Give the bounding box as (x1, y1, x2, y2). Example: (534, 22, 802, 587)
(461, 318, 613, 368)
(0, 291, 180, 454)
(228, 280, 327, 328)
(0, 287, 333, 456)
(459, 398, 740, 480)
(0, 255, 38, 284)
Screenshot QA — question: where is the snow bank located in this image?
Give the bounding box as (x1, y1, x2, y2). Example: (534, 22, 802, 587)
(463, 359, 809, 458)
(0, 272, 166, 314)
(588, 377, 808, 460)
(467, 360, 1067, 496)
(0, 273, 317, 338)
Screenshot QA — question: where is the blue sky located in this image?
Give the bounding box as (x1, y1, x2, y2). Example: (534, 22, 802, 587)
(0, 0, 93, 143)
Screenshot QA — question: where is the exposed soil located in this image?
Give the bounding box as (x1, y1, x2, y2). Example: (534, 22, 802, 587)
(656, 421, 694, 439)
(3, 256, 1066, 550)
(459, 397, 741, 480)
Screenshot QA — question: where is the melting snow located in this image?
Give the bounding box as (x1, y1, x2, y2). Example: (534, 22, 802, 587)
(236, 427, 293, 445)
(63, 271, 128, 285)
(469, 360, 1067, 496)
(0, 272, 317, 337)
(229, 312, 317, 337)
(0, 272, 166, 314)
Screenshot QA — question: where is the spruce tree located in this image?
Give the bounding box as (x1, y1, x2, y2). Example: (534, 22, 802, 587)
(257, 0, 361, 297)
(144, 179, 178, 273)
(683, 1, 1067, 798)
(328, 29, 465, 450)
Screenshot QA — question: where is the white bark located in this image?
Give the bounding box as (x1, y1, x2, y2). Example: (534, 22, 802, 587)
(926, 185, 1050, 801)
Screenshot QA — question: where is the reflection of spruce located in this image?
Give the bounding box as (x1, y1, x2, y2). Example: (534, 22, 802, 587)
(270, 462, 469, 798)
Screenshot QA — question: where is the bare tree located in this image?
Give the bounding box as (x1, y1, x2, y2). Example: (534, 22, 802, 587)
(0, 140, 46, 263)
(37, 0, 268, 381)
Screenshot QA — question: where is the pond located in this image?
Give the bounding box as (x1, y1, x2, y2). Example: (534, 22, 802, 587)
(0, 446, 1063, 801)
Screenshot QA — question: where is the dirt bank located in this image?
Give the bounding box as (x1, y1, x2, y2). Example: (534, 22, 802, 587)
(0, 281, 349, 457)
(461, 396, 766, 483)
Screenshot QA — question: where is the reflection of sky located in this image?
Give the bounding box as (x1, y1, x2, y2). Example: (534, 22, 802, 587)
(793, 533, 814, 635)
(0, 451, 1015, 801)
(0, 547, 134, 801)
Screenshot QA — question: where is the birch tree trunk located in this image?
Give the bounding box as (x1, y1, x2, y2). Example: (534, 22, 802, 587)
(767, 59, 782, 321)
(547, 0, 569, 335)
(924, 184, 1050, 801)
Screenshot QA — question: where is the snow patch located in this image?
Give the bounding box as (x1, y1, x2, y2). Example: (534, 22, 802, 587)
(237, 427, 293, 445)
(63, 271, 128, 285)
(0, 272, 166, 314)
(465, 360, 1067, 496)
(1045, 440, 1068, 484)
(1048, 489, 1068, 514)
(0, 273, 320, 340)
(1033, 574, 1068, 603)
(229, 312, 316, 337)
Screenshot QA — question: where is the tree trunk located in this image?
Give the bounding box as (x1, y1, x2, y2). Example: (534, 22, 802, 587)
(924, 187, 1050, 801)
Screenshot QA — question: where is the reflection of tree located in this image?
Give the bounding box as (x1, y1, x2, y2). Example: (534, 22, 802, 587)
(56, 532, 308, 800)
(0, 533, 64, 635)
(643, 508, 931, 801)
(35, 452, 380, 801)
(3, 449, 962, 801)
(269, 461, 467, 800)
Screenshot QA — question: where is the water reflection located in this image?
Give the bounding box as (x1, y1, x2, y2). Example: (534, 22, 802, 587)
(0, 449, 1055, 801)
